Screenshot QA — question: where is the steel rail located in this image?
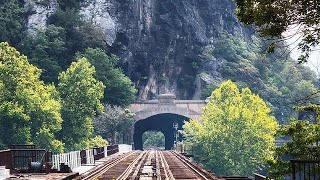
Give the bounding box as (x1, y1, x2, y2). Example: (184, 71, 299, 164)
(130, 150, 151, 179)
(117, 150, 149, 180)
(170, 151, 213, 180)
(159, 151, 175, 180)
(80, 151, 137, 180)
(155, 150, 161, 180)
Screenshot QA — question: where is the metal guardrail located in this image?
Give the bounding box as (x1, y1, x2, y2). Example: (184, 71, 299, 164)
(253, 173, 266, 180)
(0, 150, 12, 169)
(10, 144, 36, 149)
(52, 144, 120, 172)
(0, 144, 121, 173)
(0, 149, 50, 172)
(106, 144, 119, 156)
(93, 147, 104, 160)
(52, 151, 81, 171)
(291, 159, 320, 180)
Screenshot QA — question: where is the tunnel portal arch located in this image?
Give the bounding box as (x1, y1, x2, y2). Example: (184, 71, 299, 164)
(130, 94, 208, 150)
(133, 113, 190, 150)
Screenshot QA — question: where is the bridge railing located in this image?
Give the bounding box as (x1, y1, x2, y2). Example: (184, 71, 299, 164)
(52, 151, 81, 171)
(291, 159, 320, 179)
(1, 144, 127, 173)
(51, 144, 120, 172)
(0, 149, 50, 173)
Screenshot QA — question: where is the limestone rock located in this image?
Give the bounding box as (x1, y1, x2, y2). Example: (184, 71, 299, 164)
(25, 0, 252, 100)
(25, 0, 58, 34)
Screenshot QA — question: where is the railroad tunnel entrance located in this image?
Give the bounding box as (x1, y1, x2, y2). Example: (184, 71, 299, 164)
(133, 113, 189, 150)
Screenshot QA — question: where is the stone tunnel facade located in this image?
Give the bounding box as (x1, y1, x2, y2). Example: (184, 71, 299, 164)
(130, 94, 208, 150)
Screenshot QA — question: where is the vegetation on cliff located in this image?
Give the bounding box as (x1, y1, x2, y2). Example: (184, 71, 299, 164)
(201, 33, 319, 122)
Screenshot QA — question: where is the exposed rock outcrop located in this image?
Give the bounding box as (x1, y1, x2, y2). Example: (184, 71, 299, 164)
(24, 0, 58, 34)
(25, 0, 252, 100)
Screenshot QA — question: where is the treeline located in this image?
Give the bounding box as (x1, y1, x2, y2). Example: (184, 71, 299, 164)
(190, 34, 320, 176)
(0, 0, 137, 152)
(0, 0, 136, 106)
(183, 81, 320, 178)
(0, 42, 135, 153)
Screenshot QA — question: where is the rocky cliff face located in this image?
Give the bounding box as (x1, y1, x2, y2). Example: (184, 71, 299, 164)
(24, 0, 58, 34)
(26, 0, 252, 100)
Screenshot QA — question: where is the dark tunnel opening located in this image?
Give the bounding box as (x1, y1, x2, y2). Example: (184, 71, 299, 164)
(133, 113, 189, 150)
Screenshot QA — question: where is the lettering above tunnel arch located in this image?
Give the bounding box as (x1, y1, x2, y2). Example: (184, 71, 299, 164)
(134, 105, 201, 121)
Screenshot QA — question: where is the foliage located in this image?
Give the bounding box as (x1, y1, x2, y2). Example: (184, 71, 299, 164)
(79, 48, 137, 106)
(183, 80, 278, 176)
(268, 120, 320, 179)
(19, 6, 107, 85)
(201, 81, 220, 99)
(234, 0, 320, 63)
(57, 0, 86, 10)
(48, 8, 107, 61)
(58, 58, 104, 150)
(142, 131, 165, 149)
(21, 25, 67, 83)
(201, 33, 319, 123)
(268, 104, 320, 179)
(0, 42, 63, 152)
(177, 75, 195, 90)
(94, 104, 134, 144)
(79, 135, 108, 149)
(0, 0, 23, 45)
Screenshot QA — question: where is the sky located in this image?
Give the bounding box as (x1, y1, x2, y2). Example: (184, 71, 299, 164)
(284, 26, 320, 76)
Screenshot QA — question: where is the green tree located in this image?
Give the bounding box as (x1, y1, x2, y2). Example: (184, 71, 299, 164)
(94, 104, 134, 144)
(58, 58, 105, 150)
(80, 48, 137, 106)
(21, 25, 67, 83)
(84, 135, 109, 149)
(142, 131, 165, 149)
(183, 80, 278, 176)
(0, 42, 63, 152)
(268, 104, 320, 179)
(234, 0, 320, 62)
(268, 120, 320, 179)
(48, 8, 107, 61)
(0, 0, 23, 45)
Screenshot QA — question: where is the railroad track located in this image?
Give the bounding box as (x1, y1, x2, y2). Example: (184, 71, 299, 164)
(161, 151, 220, 180)
(77, 150, 220, 180)
(78, 151, 142, 180)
